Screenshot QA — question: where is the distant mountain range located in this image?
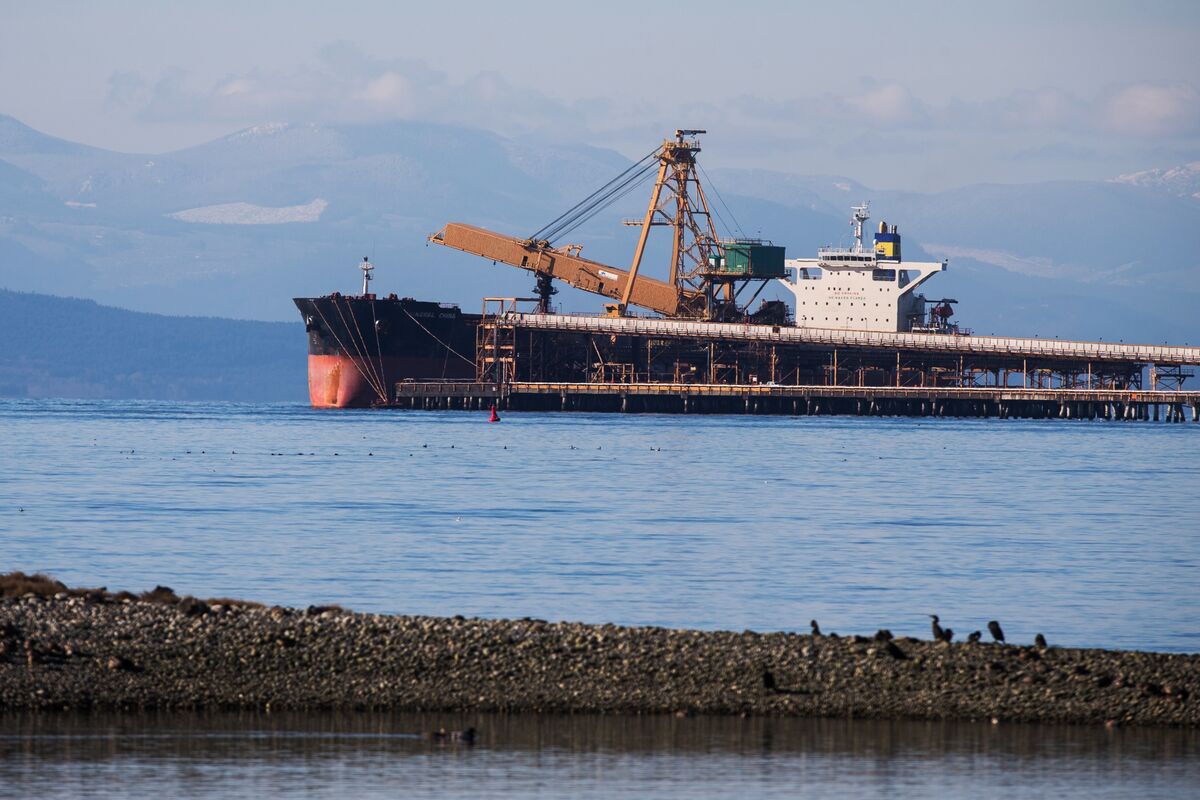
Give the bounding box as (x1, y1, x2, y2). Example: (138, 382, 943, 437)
(0, 289, 302, 401)
(1, 113, 1197, 399)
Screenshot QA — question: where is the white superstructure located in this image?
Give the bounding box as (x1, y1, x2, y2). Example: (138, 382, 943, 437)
(780, 203, 948, 333)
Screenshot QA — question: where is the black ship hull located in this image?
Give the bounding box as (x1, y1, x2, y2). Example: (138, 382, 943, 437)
(293, 294, 479, 408)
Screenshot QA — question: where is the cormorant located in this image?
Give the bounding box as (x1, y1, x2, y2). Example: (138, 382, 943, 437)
(810, 620, 822, 636)
(988, 620, 1005, 643)
(941, 628, 954, 643)
(1035, 633, 1047, 648)
(929, 615, 945, 641)
(874, 629, 894, 641)
(967, 631, 982, 643)
(427, 727, 477, 744)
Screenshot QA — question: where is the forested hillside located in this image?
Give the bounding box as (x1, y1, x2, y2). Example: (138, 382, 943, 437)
(0, 289, 304, 401)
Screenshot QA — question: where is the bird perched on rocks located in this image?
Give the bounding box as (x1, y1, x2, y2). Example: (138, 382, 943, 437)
(929, 615, 945, 641)
(967, 631, 982, 643)
(810, 620, 822, 636)
(941, 628, 954, 643)
(874, 629, 894, 642)
(1035, 633, 1048, 648)
(762, 668, 777, 691)
(988, 620, 1005, 643)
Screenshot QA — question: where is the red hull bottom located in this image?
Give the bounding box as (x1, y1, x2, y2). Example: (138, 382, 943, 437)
(307, 355, 377, 408)
(307, 354, 474, 408)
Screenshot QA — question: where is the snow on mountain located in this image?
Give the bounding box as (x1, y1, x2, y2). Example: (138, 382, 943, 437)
(1111, 162, 1200, 200)
(227, 122, 291, 140)
(167, 198, 328, 224)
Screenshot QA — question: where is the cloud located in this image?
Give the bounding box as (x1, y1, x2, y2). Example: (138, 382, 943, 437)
(215, 78, 254, 98)
(358, 71, 417, 113)
(950, 87, 1085, 131)
(1006, 142, 1100, 162)
(1102, 83, 1200, 137)
(104, 44, 1200, 148)
(103, 43, 581, 138)
(845, 84, 923, 125)
(98, 45, 1200, 190)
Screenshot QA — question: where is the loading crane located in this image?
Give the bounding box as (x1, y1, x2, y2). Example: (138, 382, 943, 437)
(429, 221, 691, 316)
(430, 130, 785, 320)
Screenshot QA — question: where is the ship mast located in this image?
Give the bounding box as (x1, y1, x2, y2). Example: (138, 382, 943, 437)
(850, 202, 870, 254)
(359, 256, 374, 296)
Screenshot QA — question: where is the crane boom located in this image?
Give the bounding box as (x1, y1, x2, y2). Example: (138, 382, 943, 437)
(430, 222, 698, 316)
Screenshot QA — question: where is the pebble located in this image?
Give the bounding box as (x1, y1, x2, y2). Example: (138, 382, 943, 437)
(1, 594, 1197, 726)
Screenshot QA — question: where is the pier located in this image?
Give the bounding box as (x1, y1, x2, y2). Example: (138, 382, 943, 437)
(394, 381, 1200, 420)
(384, 308, 1200, 420)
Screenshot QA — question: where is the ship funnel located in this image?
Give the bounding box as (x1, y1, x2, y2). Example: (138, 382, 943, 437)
(874, 223, 902, 263)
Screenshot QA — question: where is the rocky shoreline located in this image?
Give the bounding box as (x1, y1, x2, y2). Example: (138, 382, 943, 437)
(1, 578, 1196, 726)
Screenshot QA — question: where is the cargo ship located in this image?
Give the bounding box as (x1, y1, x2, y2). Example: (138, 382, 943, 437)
(295, 130, 1200, 419)
(294, 258, 478, 408)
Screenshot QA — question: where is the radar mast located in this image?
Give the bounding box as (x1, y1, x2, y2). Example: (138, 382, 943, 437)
(850, 202, 870, 254)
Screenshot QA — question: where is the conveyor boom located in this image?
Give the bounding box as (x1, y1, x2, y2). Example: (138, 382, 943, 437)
(430, 222, 699, 316)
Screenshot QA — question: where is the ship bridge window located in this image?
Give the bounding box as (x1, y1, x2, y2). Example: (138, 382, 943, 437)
(872, 268, 896, 281)
(899, 270, 912, 288)
(799, 267, 823, 280)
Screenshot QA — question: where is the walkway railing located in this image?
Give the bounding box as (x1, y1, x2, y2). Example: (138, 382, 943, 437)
(505, 313, 1200, 365)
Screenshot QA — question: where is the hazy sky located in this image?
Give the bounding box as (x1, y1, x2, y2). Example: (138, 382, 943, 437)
(4, 0, 1199, 189)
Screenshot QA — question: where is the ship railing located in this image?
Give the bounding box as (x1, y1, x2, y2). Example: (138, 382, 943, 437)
(502, 313, 1200, 367)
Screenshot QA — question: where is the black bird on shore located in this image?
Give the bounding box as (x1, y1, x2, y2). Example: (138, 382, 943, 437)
(929, 615, 945, 641)
(1035, 633, 1048, 648)
(810, 620, 822, 636)
(941, 628, 954, 643)
(762, 668, 777, 691)
(874, 629, 894, 642)
(967, 631, 982, 643)
(988, 620, 1006, 643)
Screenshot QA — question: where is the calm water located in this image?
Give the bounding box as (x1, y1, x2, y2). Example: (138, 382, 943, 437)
(2, 398, 1199, 796)
(1, 399, 1197, 651)
(0, 712, 1197, 799)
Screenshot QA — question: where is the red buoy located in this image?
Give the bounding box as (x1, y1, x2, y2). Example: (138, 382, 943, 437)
(488, 404, 501, 423)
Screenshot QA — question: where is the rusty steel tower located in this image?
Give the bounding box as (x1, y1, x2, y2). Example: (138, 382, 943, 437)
(617, 129, 720, 317)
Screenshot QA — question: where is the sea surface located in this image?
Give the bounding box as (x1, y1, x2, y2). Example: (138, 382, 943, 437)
(1, 398, 1198, 796)
(0, 712, 1196, 800)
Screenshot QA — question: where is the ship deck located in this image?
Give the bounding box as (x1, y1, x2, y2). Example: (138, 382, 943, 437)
(506, 313, 1200, 366)
(359, 309, 1200, 420)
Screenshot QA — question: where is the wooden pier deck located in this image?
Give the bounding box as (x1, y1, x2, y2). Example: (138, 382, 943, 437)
(393, 381, 1200, 420)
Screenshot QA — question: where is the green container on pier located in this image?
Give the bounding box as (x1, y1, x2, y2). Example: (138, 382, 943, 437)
(719, 240, 786, 277)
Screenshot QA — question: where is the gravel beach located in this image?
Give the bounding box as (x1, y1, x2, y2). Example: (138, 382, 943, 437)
(1, 582, 1196, 726)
